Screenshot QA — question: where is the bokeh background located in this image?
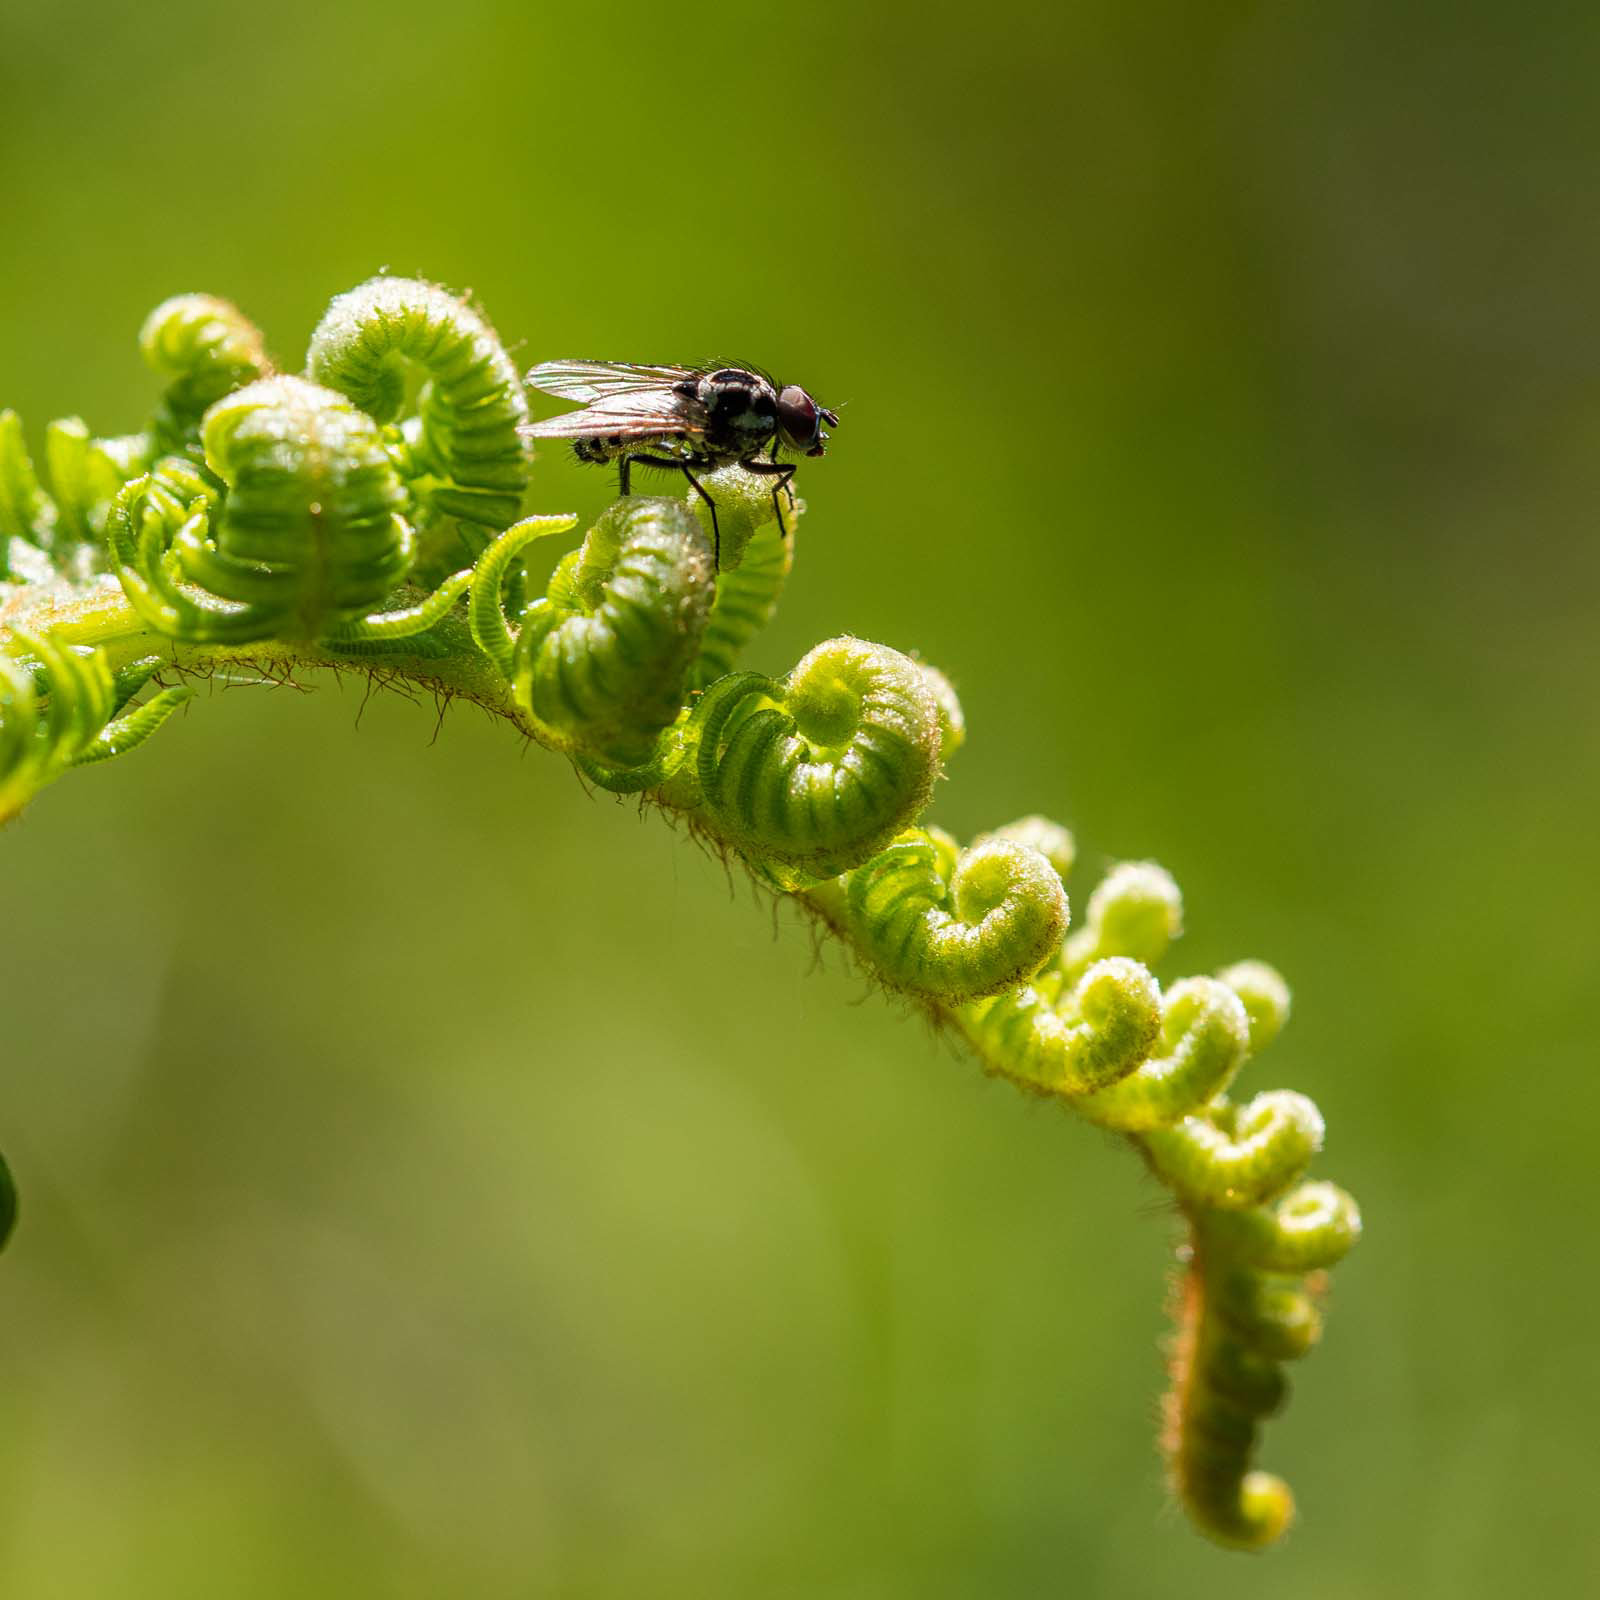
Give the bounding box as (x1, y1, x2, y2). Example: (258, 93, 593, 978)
(2, 1, 1597, 1594)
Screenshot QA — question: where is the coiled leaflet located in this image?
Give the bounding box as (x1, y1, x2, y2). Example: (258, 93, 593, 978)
(139, 294, 271, 456)
(959, 955, 1164, 1096)
(1164, 1181, 1361, 1549)
(1164, 1258, 1300, 1551)
(1059, 858, 1183, 980)
(503, 497, 717, 767)
(1217, 959, 1293, 1054)
(693, 635, 943, 884)
(307, 276, 529, 534)
(842, 829, 1068, 1002)
(1203, 1179, 1362, 1275)
(0, 408, 55, 550)
(1, 630, 190, 822)
(1073, 976, 1251, 1131)
(108, 377, 471, 645)
(0, 277, 1364, 1554)
(0, 409, 134, 561)
(972, 813, 1074, 881)
(1143, 1089, 1325, 1210)
(680, 459, 798, 578)
(690, 511, 794, 690)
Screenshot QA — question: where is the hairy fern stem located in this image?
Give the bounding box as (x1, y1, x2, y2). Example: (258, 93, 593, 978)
(0, 277, 1361, 1550)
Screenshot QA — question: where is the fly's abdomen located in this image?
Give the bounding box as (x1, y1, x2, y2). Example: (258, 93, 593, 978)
(572, 434, 696, 469)
(572, 436, 622, 466)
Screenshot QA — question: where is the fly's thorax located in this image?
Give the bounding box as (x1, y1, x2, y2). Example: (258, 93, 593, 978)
(697, 368, 779, 452)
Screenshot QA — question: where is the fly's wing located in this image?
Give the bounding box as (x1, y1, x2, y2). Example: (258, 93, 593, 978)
(524, 361, 700, 403)
(519, 387, 706, 441)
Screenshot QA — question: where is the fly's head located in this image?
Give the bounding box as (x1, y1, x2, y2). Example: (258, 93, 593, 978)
(776, 385, 839, 457)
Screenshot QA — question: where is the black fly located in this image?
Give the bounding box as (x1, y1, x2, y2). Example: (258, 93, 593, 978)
(519, 362, 838, 567)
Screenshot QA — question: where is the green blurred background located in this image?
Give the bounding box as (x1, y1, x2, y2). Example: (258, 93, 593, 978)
(3, 0, 1597, 1594)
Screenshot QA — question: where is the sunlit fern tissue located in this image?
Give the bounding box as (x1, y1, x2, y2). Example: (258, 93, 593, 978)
(0, 277, 1361, 1552)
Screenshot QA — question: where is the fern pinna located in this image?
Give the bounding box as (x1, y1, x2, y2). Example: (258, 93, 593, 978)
(0, 277, 1360, 1550)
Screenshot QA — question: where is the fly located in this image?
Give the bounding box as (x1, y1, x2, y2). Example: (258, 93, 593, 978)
(519, 361, 838, 568)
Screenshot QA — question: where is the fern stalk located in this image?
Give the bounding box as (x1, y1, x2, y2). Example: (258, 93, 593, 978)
(0, 277, 1361, 1550)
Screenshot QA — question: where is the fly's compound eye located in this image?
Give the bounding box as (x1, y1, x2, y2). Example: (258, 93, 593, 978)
(777, 385, 823, 453)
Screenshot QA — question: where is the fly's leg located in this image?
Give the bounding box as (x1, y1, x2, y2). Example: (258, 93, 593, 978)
(682, 463, 721, 569)
(739, 455, 798, 539)
(623, 452, 722, 568)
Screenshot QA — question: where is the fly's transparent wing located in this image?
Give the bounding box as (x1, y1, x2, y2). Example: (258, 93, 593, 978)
(520, 388, 706, 441)
(524, 361, 700, 403)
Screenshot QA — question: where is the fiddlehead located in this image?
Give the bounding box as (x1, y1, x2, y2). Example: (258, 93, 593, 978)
(1164, 1179, 1361, 1548)
(464, 475, 797, 787)
(42, 419, 126, 550)
(973, 813, 1074, 879)
(692, 635, 943, 884)
(466, 511, 581, 677)
(918, 663, 967, 760)
(1073, 976, 1251, 1131)
(689, 493, 795, 688)
(1143, 954, 1356, 1549)
(959, 957, 1164, 1095)
(472, 496, 717, 767)
(0, 278, 1364, 1555)
(1201, 1177, 1362, 1275)
(0, 409, 56, 552)
(139, 294, 271, 456)
(1, 296, 267, 580)
(1142, 1089, 1325, 1210)
(1059, 858, 1183, 979)
(681, 460, 797, 580)
(306, 275, 529, 569)
(841, 829, 1068, 1002)
(0, 409, 136, 566)
(1, 631, 190, 822)
(108, 377, 471, 646)
(1217, 958, 1292, 1054)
